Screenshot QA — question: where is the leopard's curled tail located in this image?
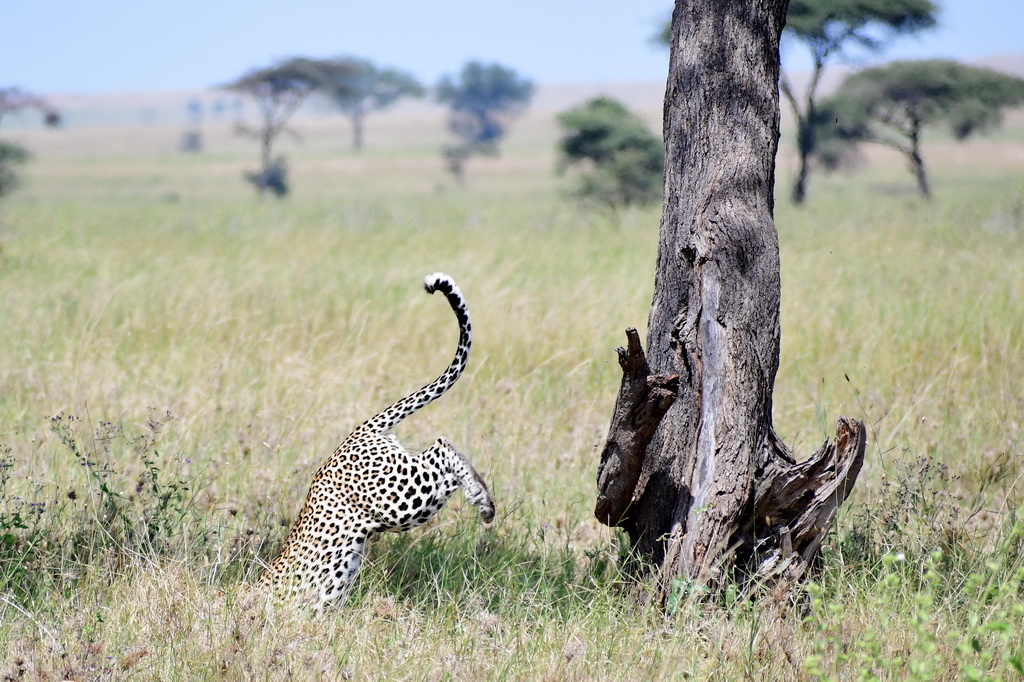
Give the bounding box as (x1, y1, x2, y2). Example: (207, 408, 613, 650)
(351, 273, 471, 437)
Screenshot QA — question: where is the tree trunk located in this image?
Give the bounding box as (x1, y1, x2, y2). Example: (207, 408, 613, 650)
(351, 108, 365, 152)
(908, 120, 930, 198)
(791, 132, 811, 205)
(790, 96, 814, 205)
(258, 129, 273, 198)
(595, 0, 865, 600)
(785, 59, 824, 206)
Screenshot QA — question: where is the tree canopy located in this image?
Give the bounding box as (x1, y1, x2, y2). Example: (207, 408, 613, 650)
(556, 97, 663, 207)
(315, 57, 424, 151)
(436, 61, 534, 180)
(224, 57, 323, 115)
(785, 0, 937, 62)
(818, 59, 1024, 197)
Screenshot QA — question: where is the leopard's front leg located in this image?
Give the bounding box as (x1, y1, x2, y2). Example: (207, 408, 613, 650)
(427, 436, 495, 523)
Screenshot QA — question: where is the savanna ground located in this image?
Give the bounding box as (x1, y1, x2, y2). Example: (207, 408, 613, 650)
(1, 94, 1023, 680)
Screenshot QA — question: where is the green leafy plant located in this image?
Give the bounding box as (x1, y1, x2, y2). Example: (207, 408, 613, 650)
(0, 140, 30, 198)
(556, 97, 663, 208)
(0, 412, 212, 603)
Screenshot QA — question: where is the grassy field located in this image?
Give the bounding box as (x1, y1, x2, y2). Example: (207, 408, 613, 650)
(1, 98, 1023, 680)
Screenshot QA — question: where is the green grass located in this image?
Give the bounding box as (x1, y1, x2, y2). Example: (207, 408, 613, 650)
(1, 111, 1023, 679)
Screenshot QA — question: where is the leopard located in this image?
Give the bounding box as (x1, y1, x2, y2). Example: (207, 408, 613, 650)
(256, 273, 495, 610)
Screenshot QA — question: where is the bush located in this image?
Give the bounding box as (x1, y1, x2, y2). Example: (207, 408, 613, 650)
(556, 97, 663, 207)
(0, 411, 226, 604)
(244, 156, 289, 197)
(0, 139, 30, 198)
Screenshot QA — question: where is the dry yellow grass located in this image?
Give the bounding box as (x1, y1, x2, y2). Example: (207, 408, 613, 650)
(1, 97, 1023, 679)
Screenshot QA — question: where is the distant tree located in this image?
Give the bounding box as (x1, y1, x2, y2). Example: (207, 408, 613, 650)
(556, 96, 663, 207)
(314, 57, 424, 151)
(0, 87, 60, 199)
(818, 60, 1024, 197)
(180, 98, 204, 153)
(781, 0, 938, 204)
(222, 57, 322, 197)
(436, 61, 535, 181)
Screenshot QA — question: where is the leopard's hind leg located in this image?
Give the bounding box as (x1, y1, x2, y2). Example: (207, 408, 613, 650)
(312, 531, 372, 610)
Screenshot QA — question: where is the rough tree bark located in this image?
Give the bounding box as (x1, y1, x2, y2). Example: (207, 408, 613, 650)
(595, 0, 866, 599)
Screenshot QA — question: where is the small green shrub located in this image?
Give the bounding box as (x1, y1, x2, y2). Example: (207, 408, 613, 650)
(556, 97, 663, 208)
(0, 139, 30, 198)
(0, 411, 223, 603)
(244, 156, 289, 197)
(803, 453, 1024, 680)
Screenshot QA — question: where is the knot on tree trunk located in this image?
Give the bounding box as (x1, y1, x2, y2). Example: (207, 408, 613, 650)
(595, 328, 678, 526)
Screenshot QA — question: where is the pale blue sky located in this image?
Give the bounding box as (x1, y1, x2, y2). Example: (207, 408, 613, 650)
(3, 1, 1022, 94)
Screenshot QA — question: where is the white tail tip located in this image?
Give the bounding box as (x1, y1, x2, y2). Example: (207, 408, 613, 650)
(423, 272, 461, 297)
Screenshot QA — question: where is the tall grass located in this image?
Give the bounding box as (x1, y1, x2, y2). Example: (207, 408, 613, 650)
(1, 118, 1023, 678)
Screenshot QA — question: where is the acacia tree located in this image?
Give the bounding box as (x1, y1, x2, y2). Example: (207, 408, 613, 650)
(315, 57, 424, 152)
(556, 97, 663, 208)
(223, 57, 323, 197)
(782, 0, 937, 204)
(0, 88, 60, 199)
(818, 60, 1024, 198)
(596, 0, 865, 599)
(436, 61, 534, 181)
